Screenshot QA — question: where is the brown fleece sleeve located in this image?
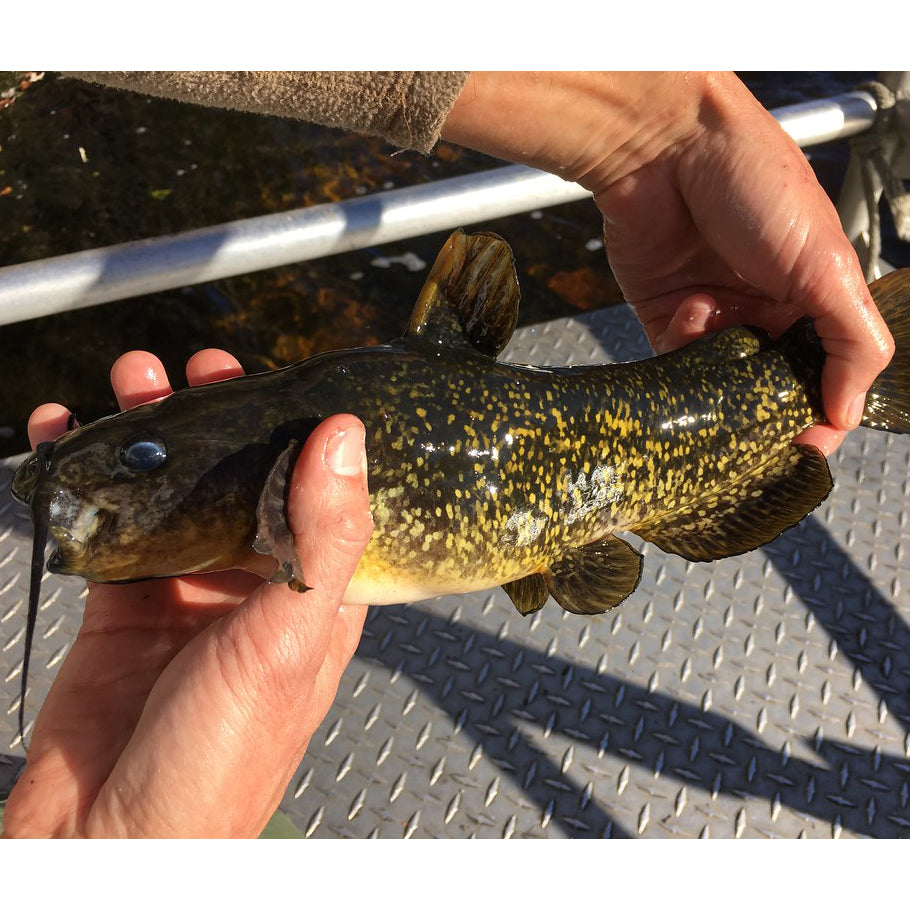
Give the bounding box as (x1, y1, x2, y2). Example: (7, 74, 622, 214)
(68, 71, 469, 154)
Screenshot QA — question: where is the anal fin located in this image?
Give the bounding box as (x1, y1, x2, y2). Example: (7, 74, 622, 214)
(253, 441, 312, 593)
(632, 442, 833, 561)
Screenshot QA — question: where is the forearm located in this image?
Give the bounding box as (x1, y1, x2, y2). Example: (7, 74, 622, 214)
(440, 71, 765, 192)
(70, 71, 469, 153)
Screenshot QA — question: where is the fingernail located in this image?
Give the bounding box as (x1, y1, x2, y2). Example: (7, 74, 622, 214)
(845, 393, 866, 429)
(325, 425, 367, 477)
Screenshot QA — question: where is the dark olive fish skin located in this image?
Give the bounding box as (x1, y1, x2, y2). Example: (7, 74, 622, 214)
(353, 323, 824, 604)
(10, 231, 910, 739)
(13, 322, 816, 595)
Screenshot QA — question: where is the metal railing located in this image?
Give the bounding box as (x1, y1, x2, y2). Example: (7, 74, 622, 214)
(836, 72, 910, 280)
(0, 89, 883, 327)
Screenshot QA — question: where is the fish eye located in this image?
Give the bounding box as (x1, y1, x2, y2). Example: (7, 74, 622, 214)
(120, 437, 167, 472)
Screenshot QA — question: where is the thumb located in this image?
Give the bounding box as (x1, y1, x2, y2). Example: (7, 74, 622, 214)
(287, 414, 374, 606)
(230, 414, 373, 698)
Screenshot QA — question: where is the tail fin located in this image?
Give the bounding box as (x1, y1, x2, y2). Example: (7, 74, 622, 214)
(861, 268, 910, 433)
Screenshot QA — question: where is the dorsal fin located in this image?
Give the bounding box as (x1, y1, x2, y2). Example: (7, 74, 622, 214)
(405, 229, 520, 357)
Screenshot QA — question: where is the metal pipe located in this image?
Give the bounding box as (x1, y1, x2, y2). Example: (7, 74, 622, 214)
(0, 167, 588, 325)
(773, 90, 877, 147)
(0, 90, 881, 327)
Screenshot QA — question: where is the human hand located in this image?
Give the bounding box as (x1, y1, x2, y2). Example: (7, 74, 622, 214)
(442, 72, 895, 455)
(3, 349, 372, 837)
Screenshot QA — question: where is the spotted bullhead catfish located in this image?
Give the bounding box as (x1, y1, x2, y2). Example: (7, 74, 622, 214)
(10, 230, 910, 739)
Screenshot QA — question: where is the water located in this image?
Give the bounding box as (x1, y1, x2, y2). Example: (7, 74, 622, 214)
(0, 71, 904, 455)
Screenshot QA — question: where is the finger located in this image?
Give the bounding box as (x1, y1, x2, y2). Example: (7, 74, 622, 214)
(110, 351, 173, 410)
(308, 601, 369, 722)
(811, 284, 895, 430)
(793, 424, 846, 458)
(651, 293, 718, 354)
(637, 289, 806, 355)
(28, 403, 73, 447)
(694, 156, 893, 431)
(333, 602, 369, 669)
(186, 349, 245, 386)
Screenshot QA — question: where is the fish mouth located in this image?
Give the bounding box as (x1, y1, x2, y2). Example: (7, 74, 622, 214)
(12, 447, 104, 573)
(46, 505, 106, 574)
(47, 526, 91, 573)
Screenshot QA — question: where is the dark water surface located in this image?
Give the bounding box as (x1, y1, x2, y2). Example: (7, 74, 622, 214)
(0, 71, 901, 455)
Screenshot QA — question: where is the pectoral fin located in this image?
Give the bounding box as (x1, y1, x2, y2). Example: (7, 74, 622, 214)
(544, 535, 644, 616)
(632, 442, 833, 561)
(503, 536, 644, 618)
(253, 442, 312, 593)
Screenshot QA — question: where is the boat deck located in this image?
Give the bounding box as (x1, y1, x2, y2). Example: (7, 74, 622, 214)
(3, 303, 909, 837)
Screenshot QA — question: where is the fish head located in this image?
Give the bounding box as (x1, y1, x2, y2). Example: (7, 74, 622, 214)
(9, 370, 317, 743)
(12, 380, 302, 583)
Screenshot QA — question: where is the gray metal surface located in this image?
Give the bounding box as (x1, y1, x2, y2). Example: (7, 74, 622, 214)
(2, 305, 909, 837)
(0, 91, 879, 327)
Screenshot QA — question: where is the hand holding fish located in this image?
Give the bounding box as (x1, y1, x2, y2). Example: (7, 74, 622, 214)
(2, 350, 372, 837)
(442, 71, 896, 455)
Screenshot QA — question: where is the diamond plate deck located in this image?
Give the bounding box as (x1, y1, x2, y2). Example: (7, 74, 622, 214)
(2, 304, 909, 837)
